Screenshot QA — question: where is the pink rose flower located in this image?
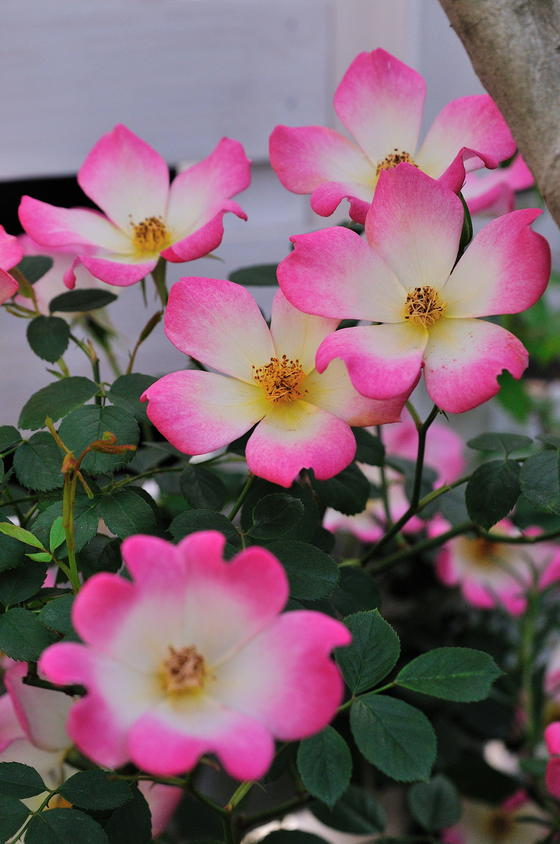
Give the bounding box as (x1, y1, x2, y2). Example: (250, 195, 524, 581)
(0, 225, 22, 303)
(278, 165, 550, 413)
(19, 124, 250, 288)
(270, 48, 515, 224)
(142, 277, 405, 487)
(545, 722, 560, 799)
(39, 532, 351, 779)
(463, 154, 534, 217)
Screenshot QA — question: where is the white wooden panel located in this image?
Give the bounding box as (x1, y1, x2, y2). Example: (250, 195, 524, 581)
(0, 0, 332, 179)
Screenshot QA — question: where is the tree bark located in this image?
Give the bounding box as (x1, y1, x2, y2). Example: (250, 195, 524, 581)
(438, 0, 560, 228)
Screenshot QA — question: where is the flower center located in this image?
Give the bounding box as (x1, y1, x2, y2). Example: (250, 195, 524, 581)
(159, 645, 207, 696)
(376, 149, 417, 178)
(469, 537, 498, 567)
(403, 286, 445, 328)
(252, 355, 307, 403)
(131, 216, 171, 256)
(485, 809, 514, 840)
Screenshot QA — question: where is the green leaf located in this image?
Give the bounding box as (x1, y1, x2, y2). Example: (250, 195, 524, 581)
(263, 540, 339, 600)
(59, 770, 132, 810)
(496, 371, 531, 422)
(465, 460, 520, 529)
(407, 775, 461, 831)
(13, 432, 64, 491)
(0, 761, 46, 798)
(353, 429, 385, 465)
(107, 373, 157, 421)
(179, 464, 228, 511)
(98, 489, 157, 539)
(169, 509, 240, 547)
(19, 377, 99, 430)
(0, 533, 28, 573)
(336, 610, 400, 694)
(39, 595, 76, 636)
(33, 498, 98, 553)
(50, 288, 118, 313)
(58, 405, 139, 475)
(18, 255, 53, 283)
(26, 808, 109, 844)
(0, 563, 48, 605)
(297, 727, 352, 807)
(104, 786, 152, 844)
(0, 425, 21, 453)
(78, 536, 122, 579)
(396, 647, 502, 702)
(0, 608, 54, 660)
(26, 552, 52, 563)
(350, 695, 436, 782)
(520, 450, 560, 514)
(228, 263, 278, 286)
(49, 516, 65, 553)
(312, 464, 370, 515)
(27, 316, 70, 363)
(467, 432, 532, 455)
(310, 784, 386, 834)
(250, 494, 304, 539)
(331, 567, 380, 616)
(458, 192, 473, 254)
(261, 834, 327, 844)
(0, 522, 45, 550)
(0, 794, 29, 841)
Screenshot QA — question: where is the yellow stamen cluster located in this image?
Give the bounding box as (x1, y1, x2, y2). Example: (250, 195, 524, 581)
(404, 286, 445, 328)
(131, 216, 171, 256)
(253, 355, 307, 403)
(159, 645, 206, 696)
(376, 148, 417, 178)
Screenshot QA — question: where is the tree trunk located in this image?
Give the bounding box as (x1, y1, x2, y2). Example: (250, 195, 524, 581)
(438, 0, 560, 228)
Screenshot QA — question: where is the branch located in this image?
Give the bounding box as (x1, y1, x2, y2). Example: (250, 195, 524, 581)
(438, 0, 560, 227)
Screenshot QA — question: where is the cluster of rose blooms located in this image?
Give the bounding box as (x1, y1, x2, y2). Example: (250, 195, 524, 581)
(0, 48, 557, 838)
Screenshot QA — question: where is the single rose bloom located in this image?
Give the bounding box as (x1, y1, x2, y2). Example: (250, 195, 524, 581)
(278, 165, 550, 413)
(270, 48, 515, 224)
(434, 519, 560, 615)
(19, 124, 250, 288)
(39, 532, 351, 779)
(0, 225, 22, 303)
(462, 154, 534, 217)
(0, 661, 181, 837)
(142, 277, 405, 487)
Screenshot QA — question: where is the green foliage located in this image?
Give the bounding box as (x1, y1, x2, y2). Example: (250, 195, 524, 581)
(520, 450, 560, 514)
(467, 432, 532, 455)
(353, 428, 385, 465)
(27, 316, 70, 362)
(59, 770, 132, 810)
(50, 288, 118, 312)
(331, 567, 380, 616)
(33, 498, 98, 553)
(396, 647, 502, 701)
(39, 594, 76, 636)
(336, 610, 400, 694)
(0, 425, 21, 453)
(26, 808, 109, 844)
(228, 263, 278, 285)
(0, 608, 54, 659)
(465, 459, 520, 528)
(0, 794, 29, 841)
(19, 377, 99, 430)
(169, 508, 240, 548)
(0, 761, 46, 798)
(180, 464, 228, 511)
(261, 834, 327, 844)
(0, 562, 48, 604)
(310, 784, 386, 834)
(104, 786, 153, 844)
(312, 464, 370, 515)
(58, 406, 139, 475)
(297, 726, 352, 807)
(18, 255, 53, 283)
(407, 775, 461, 831)
(350, 695, 437, 782)
(263, 540, 339, 600)
(0, 521, 44, 549)
(107, 373, 157, 421)
(14, 432, 63, 491)
(249, 493, 305, 539)
(98, 488, 157, 539)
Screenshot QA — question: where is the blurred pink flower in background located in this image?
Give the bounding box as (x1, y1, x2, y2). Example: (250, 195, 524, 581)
(463, 155, 534, 217)
(442, 790, 546, 843)
(0, 225, 22, 303)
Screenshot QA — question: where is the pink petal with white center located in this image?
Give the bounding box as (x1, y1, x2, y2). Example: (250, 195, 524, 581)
(78, 124, 169, 231)
(164, 137, 249, 237)
(305, 359, 405, 426)
(333, 49, 426, 164)
(278, 227, 406, 322)
(309, 181, 373, 224)
(0, 693, 24, 752)
(365, 164, 463, 289)
(463, 155, 534, 216)
(269, 124, 374, 217)
(138, 781, 183, 837)
(383, 411, 465, 485)
(246, 401, 356, 487)
(546, 723, 560, 755)
(165, 277, 274, 381)
(270, 289, 339, 372)
(19, 197, 132, 253)
(0, 226, 23, 270)
(213, 610, 350, 740)
(416, 95, 515, 183)
(423, 318, 528, 413)
(0, 269, 18, 304)
(129, 704, 275, 780)
(443, 209, 550, 318)
(163, 200, 247, 263)
(176, 534, 290, 663)
(78, 254, 157, 287)
(4, 662, 72, 752)
(142, 370, 266, 455)
(316, 323, 426, 401)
